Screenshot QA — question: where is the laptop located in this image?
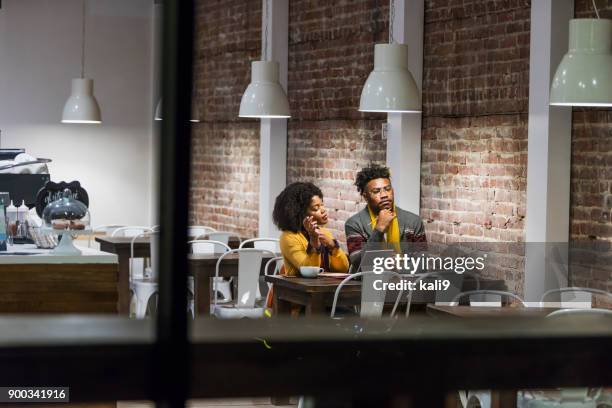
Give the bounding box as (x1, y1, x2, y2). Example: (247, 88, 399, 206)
(357, 249, 396, 273)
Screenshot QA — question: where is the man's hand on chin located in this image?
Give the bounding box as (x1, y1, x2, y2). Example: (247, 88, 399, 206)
(376, 208, 396, 232)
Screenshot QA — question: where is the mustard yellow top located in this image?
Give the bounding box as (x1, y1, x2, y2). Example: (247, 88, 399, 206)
(279, 228, 350, 277)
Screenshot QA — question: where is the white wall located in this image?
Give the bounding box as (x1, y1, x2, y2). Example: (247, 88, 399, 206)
(0, 0, 155, 227)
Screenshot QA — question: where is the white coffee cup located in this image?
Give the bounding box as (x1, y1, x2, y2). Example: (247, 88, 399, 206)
(299, 266, 323, 278)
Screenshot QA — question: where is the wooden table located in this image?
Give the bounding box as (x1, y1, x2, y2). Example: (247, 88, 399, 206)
(265, 274, 507, 317)
(189, 252, 276, 315)
(265, 275, 362, 316)
(427, 304, 560, 318)
(96, 236, 272, 315)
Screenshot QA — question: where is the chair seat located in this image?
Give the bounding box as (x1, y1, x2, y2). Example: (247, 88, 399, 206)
(212, 304, 265, 319)
(131, 279, 159, 291)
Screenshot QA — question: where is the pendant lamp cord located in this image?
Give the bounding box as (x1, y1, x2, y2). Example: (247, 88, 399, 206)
(389, 0, 395, 43)
(81, 0, 86, 78)
(591, 0, 600, 18)
(263, 0, 269, 60)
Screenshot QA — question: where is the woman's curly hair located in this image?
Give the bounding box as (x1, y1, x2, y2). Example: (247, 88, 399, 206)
(354, 163, 391, 194)
(273, 182, 323, 233)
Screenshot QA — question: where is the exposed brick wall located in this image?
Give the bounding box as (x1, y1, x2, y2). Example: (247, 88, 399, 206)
(569, 0, 612, 292)
(190, 0, 261, 238)
(190, 0, 612, 298)
(420, 0, 531, 292)
(287, 0, 389, 243)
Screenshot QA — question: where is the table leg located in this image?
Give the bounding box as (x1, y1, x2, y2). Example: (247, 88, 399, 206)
(492, 390, 517, 408)
(305, 293, 326, 316)
(116, 248, 131, 315)
(273, 288, 293, 316)
(195, 273, 211, 317)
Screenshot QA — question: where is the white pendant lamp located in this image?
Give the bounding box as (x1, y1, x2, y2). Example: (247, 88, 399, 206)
(154, 98, 200, 122)
(239, 61, 290, 118)
(238, 0, 290, 118)
(550, 2, 612, 107)
(62, 0, 101, 124)
(359, 0, 421, 113)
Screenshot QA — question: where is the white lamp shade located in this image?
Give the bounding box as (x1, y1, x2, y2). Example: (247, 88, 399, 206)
(359, 43, 421, 113)
(154, 98, 200, 122)
(239, 61, 290, 118)
(61, 78, 102, 123)
(550, 18, 612, 107)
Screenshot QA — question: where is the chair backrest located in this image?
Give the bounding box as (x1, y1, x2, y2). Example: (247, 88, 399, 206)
(264, 256, 283, 278)
(427, 270, 480, 306)
(546, 308, 612, 319)
(196, 231, 240, 246)
(239, 238, 280, 253)
(112, 226, 154, 237)
(405, 271, 467, 315)
(331, 271, 405, 319)
(188, 225, 216, 238)
(130, 230, 157, 281)
(88, 224, 126, 247)
(451, 290, 526, 307)
(540, 287, 612, 309)
(188, 240, 231, 254)
(215, 248, 275, 308)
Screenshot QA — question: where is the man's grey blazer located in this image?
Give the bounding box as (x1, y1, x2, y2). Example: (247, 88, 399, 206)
(344, 206, 426, 270)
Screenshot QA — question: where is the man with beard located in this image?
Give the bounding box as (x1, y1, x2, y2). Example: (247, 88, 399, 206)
(345, 163, 427, 271)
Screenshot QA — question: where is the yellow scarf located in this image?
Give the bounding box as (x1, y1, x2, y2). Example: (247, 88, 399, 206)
(368, 205, 401, 252)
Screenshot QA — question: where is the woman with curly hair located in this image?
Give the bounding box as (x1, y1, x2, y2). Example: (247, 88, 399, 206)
(273, 182, 349, 277)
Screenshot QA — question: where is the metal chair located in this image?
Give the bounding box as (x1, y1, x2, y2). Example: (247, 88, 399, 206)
(129, 231, 158, 319)
(187, 225, 216, 238)
(240, 238, 280, 299)
(189, 239, 233, 305)
(407, 270, 481, 307)
(188, 239, 231, 255)
(438, 270, 479, 304)
(263, 256, 283, 309)
(124, 227, 155, 280)
(212, 248, 276, 319)
(330, 271, 406, 319)
(546, 308, 612, 319)
(264, 256, 284, 280)
(451, 290, 527, 307)
(195, 231, 241, 246)
(540, 287, 612, 309)
(88, 224, 126, 248)
(111, 226, 154, 237)
(239, 238, 280, 253)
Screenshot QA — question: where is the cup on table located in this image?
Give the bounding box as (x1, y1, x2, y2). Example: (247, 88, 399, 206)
(299, 266, 323, 278)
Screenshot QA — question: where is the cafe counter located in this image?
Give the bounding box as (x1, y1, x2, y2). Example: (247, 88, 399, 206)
(0, 245, 119, 314)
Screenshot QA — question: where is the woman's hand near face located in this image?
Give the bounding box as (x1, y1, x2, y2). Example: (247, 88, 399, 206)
(318, 231, 336, 250)
(303, 216, 321, 249)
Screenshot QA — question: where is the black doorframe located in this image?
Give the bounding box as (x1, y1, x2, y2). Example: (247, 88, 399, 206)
(156, 0, 194, 407)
